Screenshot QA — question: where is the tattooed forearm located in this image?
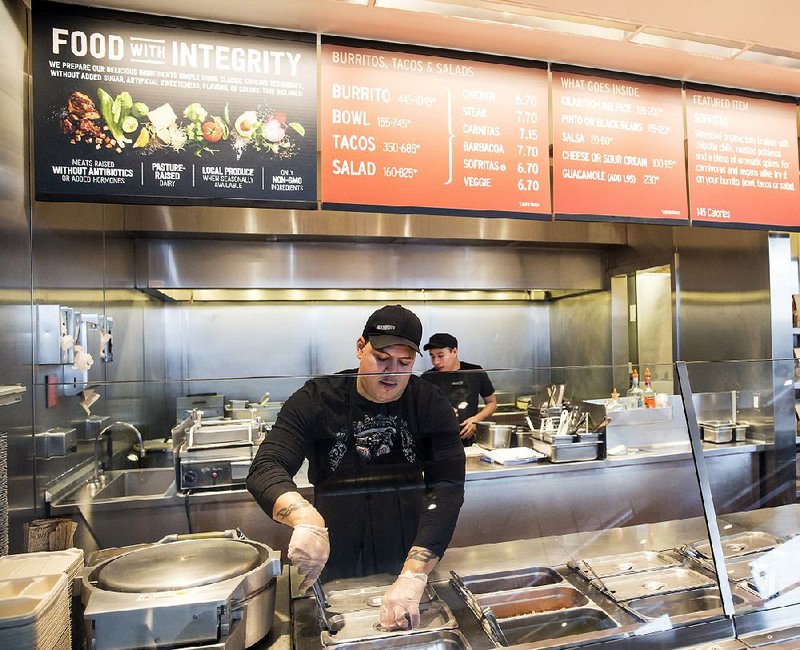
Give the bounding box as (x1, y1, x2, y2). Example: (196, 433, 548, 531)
(406, 548, 439, 563)
(274, 499, 312, 522)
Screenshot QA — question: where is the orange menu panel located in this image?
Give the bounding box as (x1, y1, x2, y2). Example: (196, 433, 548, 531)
(320, 43, 550, 216)
(686, 90, 800, 229)
(552, 71, 687, 222)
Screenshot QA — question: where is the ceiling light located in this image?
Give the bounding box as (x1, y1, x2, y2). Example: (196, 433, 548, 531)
(628, 29, 745, 59)
(734, 46, 800, 70)
(372, 0, 633, 41)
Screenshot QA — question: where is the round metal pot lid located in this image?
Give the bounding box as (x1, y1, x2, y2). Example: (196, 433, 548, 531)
(97, 539, 261, 592)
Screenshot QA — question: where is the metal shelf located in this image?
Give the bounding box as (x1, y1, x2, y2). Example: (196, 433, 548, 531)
(0, 385, 25, 407)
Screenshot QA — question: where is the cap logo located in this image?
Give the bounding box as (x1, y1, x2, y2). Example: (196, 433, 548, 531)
(376, 324, 395, 331)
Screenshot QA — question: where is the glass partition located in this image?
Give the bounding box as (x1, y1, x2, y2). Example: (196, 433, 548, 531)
(44, 362, 740, 648)
(680, 358, 800, 640)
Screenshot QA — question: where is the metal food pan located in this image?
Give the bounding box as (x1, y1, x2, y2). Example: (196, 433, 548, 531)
(533, 439, 600, 463)
(322, 629, 471, 650)
(462, 567, 562, 594)
(626, 586, 748, 621)
(320, 601, 456, 646)
(324, 584, 437, 614)
(573, 551, 680, 580)
(499, 606, 618, 646)
(597, 567, 714, 602)
(476, 585, 588, 618)
(687, 531, 783, 560)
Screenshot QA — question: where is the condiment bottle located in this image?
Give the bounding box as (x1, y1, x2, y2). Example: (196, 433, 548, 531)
(643, 367, 656, 408)
(627, 369, 644, 408)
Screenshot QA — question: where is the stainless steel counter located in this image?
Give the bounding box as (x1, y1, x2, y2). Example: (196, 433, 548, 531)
(48, 440, 767, 555)
(291, 505, 800, 649)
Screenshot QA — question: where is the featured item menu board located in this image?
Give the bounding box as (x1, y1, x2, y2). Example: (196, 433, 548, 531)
(686, 89, 800, 229)
(552, 71, 688, 223)
(33, 2, 317, 206)
(320, 42, 551, 217)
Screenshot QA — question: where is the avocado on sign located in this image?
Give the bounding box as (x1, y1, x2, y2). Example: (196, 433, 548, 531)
(32, 1, 317, 207)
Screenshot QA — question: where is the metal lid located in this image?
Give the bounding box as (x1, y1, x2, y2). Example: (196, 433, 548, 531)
(97, 539, 261, 592)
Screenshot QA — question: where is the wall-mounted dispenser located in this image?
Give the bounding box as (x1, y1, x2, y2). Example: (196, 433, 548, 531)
(36, 306, 115, 398)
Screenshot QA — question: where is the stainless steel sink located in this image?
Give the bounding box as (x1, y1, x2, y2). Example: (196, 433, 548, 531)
(626, 587, 746, 621)
(462, 567, 562, 594)
(56, 468, 175, 504)
(499, 607, 618, 646)
(476, 585, 588, 617)
(322, 629, 470, 649)
(93, 468, 175, 500)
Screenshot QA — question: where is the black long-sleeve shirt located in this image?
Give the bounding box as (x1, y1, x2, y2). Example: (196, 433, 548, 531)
(247, 371, 465, 572)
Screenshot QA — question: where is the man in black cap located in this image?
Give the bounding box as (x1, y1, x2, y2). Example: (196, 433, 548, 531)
(422, 333, 497, 446)
(247, 305, 465, 631)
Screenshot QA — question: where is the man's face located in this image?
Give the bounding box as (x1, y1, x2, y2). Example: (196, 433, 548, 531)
(429, 347, 459, 372)
(355, 339, 416, 403)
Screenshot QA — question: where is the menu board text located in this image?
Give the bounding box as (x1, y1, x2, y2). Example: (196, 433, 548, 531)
(552, 71, 687, 222)
(320, 43, 551, 217)
(687, 90, 799, 228)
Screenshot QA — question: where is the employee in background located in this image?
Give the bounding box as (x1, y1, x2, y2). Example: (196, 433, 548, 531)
(422, 332, 497, 446)
(247, 305, 465, 631)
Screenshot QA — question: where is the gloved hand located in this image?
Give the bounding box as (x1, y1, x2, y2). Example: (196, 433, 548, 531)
(287, 523, 330, 594)
(379, 571, 428, 630)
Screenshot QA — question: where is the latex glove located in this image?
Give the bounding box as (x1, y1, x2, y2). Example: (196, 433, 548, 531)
(379, 572, 428, 630)
(288, 523, 329, 594)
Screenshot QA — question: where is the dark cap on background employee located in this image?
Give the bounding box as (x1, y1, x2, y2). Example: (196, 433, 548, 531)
(362, 305, 422, 353)
(423, 332, 458, 351)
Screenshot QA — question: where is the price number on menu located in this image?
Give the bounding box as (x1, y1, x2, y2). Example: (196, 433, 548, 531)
(517, 179, 540, 192)
(590, 134, 613, 146)
(517, 162, 540, 174)
(643, 175, 660, 185)
(383, 166, 418, 179)
(398, 94, 436, 108)
(518, 128, 538, 141)
(516, 145, 539, 157)
(651, 158, 676, 170)
(515, 94, 538, 107)
(377, 117, 412, 129)
(383, 142, 422, 154)
(636, 106, 665, 117)
(515, 110, 538, 124)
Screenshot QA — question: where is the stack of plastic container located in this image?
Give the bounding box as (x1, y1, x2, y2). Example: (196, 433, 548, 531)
(0, 431, 7, 556)
(0, 548, 84, 650)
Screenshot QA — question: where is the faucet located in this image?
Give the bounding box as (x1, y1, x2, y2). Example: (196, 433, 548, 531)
(90, 421, 145, 486)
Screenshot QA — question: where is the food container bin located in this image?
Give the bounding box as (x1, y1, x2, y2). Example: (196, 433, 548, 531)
(699, 420, 733, 443)
(475, 423, 514, 449)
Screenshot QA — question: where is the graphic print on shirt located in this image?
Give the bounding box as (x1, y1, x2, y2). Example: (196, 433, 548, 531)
(328, 412, 416, 470)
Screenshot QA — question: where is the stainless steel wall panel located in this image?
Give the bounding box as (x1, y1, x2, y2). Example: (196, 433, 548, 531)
(549, 291, 613, 399)
(140, 239, 607, 291)
(119, 204, 628, 245)
(0, 0, 34, 553)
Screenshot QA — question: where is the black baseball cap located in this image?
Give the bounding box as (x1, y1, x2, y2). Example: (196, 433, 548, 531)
(424, 332, 458, 351)
(362, 305, 422, 353)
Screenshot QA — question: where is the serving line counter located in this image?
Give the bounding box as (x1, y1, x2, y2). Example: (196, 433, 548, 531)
(290, 505, 800, 650)
(47, 438, 767, 555)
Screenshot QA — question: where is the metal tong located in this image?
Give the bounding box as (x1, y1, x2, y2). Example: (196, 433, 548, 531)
(450, 572, 508, 647)
(311, 580, 344, 634)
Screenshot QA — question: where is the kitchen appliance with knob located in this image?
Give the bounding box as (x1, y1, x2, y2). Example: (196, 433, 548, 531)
(177, 413, 266, 491)
(81, 529, 280, 649)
